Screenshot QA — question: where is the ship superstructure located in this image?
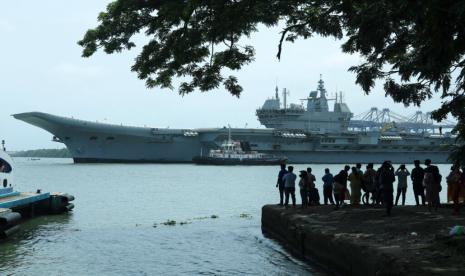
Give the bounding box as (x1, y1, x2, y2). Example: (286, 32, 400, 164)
(13, 77, 457, 164)
(257, 78, 351, 132)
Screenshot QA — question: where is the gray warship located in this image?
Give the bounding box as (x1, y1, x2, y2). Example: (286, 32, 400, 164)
(13, 78, 456, 164)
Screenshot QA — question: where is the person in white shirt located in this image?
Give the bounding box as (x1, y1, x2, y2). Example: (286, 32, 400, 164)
(282, 166, 297, 207)
(395, 164, 410, 206)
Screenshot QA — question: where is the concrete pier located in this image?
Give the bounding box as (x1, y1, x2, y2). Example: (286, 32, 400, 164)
(261, 204, 465, 276)
(0, 188, 74, 239)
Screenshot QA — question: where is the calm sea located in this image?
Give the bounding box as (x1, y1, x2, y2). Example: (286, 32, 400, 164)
(0, 158, 452, 275)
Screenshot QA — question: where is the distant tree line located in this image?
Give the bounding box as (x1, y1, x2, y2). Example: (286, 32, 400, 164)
(11, 148, 71, 158)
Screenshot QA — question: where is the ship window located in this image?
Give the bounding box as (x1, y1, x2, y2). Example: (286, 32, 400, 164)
(89, 136, 98, 140)
(0, 158, 12, 173)
(106, 136, 115, 140)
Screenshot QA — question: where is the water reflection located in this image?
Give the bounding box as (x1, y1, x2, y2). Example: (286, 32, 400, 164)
(0, 214, 73, 272)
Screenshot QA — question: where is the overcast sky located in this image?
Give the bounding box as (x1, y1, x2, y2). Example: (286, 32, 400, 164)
(0, 1, 446, 150)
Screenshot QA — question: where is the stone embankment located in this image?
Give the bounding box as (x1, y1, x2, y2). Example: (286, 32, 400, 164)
(262, 204, 465, 276)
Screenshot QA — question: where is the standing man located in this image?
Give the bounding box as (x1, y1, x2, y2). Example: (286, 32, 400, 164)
(283, 166, 297, 208)
(379, 161, 396, 216)
(341, 165, 350, 205)
(411, 160, 425, 206)
(298, 170, 309, 208)
(356, 163, 363, 175)
(306, 167, 318, 205)
(322, 168, 335, 205)
(276, 163, 288, 205)
(363, 163, 377, 204)
(356, 163, 365, 193)
(395, 164, 410, 206)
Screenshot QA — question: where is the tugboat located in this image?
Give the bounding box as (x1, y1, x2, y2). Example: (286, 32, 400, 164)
(193, 128, 287, 165)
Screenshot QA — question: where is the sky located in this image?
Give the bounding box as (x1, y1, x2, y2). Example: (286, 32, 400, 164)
(0, 1, 447, 151)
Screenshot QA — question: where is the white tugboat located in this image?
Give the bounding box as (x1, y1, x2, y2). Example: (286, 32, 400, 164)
(192, 128, 287, 165)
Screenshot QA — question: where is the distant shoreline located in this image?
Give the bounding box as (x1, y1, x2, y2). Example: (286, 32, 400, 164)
(10, 148, 71, 158)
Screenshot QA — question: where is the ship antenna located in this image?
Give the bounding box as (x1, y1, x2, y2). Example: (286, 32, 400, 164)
(1, 140, 5, 152)
(228, 124, 232, 143)
(275, 85, 279, 100)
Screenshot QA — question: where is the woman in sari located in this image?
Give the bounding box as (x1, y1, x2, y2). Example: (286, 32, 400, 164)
(447, 166, 465, 214)
(349, 167, 362, 205)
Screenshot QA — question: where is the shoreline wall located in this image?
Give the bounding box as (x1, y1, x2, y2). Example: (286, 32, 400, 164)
(261, 205, 414, 276)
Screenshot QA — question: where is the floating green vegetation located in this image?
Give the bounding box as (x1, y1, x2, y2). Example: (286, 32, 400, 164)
(210, 215, 219, 219)
(239, 213, 252, 219)
(179, 221, 191, 225)
(163, 220, 176, 226)
(193, 216, 210, 220)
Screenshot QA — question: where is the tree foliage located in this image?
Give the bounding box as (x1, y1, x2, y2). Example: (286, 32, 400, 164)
(79, 0, 465, 164)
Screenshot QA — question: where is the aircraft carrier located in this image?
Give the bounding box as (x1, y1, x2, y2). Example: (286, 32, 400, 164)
(13, 78, 456, 164)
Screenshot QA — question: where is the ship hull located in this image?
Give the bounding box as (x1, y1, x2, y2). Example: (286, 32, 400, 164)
(73, 158, 193, 164)
(192, 156, 287, 166)
(13, 112, 455, 164)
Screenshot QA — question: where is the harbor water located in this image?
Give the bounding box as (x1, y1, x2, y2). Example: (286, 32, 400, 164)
(0, 158, 452, 275)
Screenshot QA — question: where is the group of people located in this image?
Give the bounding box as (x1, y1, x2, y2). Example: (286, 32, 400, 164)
(276, 165, 320, 208)
(276, 159, 465, 216)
